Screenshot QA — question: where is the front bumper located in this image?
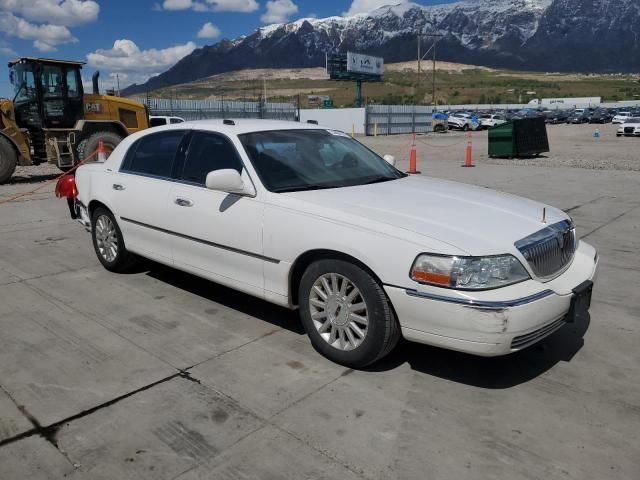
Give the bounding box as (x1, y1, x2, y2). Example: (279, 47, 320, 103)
(385, 241, 598, 356)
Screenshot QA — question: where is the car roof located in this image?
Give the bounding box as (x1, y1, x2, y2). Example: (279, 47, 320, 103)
(146, 119, 327, 135)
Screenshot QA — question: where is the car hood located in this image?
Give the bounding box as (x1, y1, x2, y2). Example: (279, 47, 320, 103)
(282, 175, 567, 256)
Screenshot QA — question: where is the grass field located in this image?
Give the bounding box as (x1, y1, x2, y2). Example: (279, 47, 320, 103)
(148, 61, 640, 107)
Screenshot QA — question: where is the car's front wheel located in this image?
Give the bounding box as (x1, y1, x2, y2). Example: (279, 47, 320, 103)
(91, 207, 134, 272)
(298, 259, 400, 368)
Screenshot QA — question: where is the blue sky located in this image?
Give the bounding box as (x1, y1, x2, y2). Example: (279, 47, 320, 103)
(0, 0, 459, 97)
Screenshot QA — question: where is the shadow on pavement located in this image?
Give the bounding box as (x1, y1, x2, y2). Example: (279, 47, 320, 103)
(8, 174, 61, 185)
(367, 315, 590, 388)
(144, 262, 305, 336)
(131, 261, 589, 387)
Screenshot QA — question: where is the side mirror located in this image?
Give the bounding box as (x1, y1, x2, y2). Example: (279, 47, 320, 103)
(383, 154, 396, 166)
(205, 169, 254, 196)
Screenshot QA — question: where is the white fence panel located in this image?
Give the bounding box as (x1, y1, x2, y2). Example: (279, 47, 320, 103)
(300, 108, 366, 134)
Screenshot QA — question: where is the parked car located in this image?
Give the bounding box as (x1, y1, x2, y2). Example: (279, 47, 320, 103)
(588, 110, 610, 124)
(149, 115, 186, 127)
(479, 114, 507, 129)
(447, 113, 480, 131)
(56, 120, 598, 367)
(567, 110, 590, 124)
(612, 111, 632, 124)
(545, 110, 570, 124)
(617, 117, 640, 137)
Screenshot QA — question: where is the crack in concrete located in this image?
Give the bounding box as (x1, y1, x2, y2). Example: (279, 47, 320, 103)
(582, 202, 640, 239)
(0, 372, 183, 452)
(564, 195, 614, 213)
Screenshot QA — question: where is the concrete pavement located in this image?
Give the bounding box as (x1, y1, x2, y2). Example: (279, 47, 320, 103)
(1, 138, 639, 479)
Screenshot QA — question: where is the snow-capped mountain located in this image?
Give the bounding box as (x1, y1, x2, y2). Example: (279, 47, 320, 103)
(122, 0, 640, 95)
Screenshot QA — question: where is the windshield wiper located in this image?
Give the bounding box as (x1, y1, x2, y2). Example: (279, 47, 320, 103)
(362, 176, 397, 185)
(272, 184, 342, 193)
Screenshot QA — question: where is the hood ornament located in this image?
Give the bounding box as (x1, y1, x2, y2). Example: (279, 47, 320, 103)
(541, 207, 547, 224)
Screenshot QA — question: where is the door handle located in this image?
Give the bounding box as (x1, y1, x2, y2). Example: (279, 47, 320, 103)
(112, 184, 125, 191)
(175, 197, 194, 207)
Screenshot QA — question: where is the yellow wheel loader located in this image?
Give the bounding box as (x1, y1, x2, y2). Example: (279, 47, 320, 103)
(0, 57, 149, 183)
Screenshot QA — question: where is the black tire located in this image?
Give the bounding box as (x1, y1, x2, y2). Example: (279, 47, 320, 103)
(91, 207, 134, 273)
(298, 259, 400, 368)
(462, 124, 469, 131)
(0, 136, 18, 184)
(76, 131, 124, 163)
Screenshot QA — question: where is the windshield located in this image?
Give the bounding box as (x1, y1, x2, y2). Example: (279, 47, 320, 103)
(11, 63, 37, 104)
(625, 118, 640, 123)
(239, 129, 405, 193)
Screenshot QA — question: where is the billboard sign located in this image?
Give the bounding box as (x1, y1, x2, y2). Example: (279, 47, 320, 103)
(347, 52, 384, 76)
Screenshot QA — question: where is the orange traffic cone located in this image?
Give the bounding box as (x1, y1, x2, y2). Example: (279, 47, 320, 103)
(407, 133, 421, 174)
(97, 139, 107, 162)
(462, 131, 475, 167)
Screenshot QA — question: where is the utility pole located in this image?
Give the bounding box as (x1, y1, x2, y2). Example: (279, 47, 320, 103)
(432, 37, 437, 106)
(416, 32, 443, 106)
(417, 34, 421, 94)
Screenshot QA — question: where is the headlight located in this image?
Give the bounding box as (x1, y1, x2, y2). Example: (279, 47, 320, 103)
(410, 254, 530, 290)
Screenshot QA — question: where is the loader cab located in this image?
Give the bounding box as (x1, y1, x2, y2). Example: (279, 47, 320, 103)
(9, 57, 84, 131)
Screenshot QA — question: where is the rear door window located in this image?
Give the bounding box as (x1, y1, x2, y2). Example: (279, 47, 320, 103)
(122, 131, 186, 178)
(179, 131, 243, 186)
(149, 117, 167, 127)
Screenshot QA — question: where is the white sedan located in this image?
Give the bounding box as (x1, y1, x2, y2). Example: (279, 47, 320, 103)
(58, 120, 598, 367)
(479, 114, 507, 129)
(616, 117, 640, 137)
(612, 112, 632, 124)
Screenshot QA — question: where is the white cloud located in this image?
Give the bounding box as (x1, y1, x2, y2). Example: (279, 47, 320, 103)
(211, 0, 258, 12)
(0, 43, 16, 56)
(86, 39, 197, 86)
(0, 12, 77, 51)
(0, 0, 99, 27)
(160, 0, 258, 12)
(261, 0, 298, 24)
(197, 22, 221, 39)
(344, 0, 407, 16)
(162, 0, 193, 10)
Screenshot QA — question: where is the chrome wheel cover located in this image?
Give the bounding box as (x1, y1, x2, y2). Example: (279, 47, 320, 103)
(95, 215, 118, 263)
(309, 273, 369, 351)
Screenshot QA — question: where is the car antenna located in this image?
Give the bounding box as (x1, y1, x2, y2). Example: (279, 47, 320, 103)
(223, 119, 235, 126)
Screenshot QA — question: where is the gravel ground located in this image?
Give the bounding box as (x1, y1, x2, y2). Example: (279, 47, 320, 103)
(10, 163, 63, 184)
(362, 123, 640, 171)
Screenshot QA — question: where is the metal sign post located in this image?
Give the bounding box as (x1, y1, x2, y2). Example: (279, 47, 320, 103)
(327, 52, 383, 107)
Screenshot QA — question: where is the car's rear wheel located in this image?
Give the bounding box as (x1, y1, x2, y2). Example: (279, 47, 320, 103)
(298, 259, 400, 368)
(91, 207, 133, 272)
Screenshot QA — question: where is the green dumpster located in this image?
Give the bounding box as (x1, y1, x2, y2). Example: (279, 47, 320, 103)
(488, 122, 516, 157)
(488, 117, 549, 158)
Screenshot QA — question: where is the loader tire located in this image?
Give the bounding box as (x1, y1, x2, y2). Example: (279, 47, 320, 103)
(76, 131, 124, 164)
(0, 136, 18, 184)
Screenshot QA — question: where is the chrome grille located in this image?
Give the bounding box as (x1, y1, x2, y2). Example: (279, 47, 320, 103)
(515, 220, 576, 279)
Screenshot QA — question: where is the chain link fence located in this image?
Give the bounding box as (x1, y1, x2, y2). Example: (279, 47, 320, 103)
(134, 97, 298, 121)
